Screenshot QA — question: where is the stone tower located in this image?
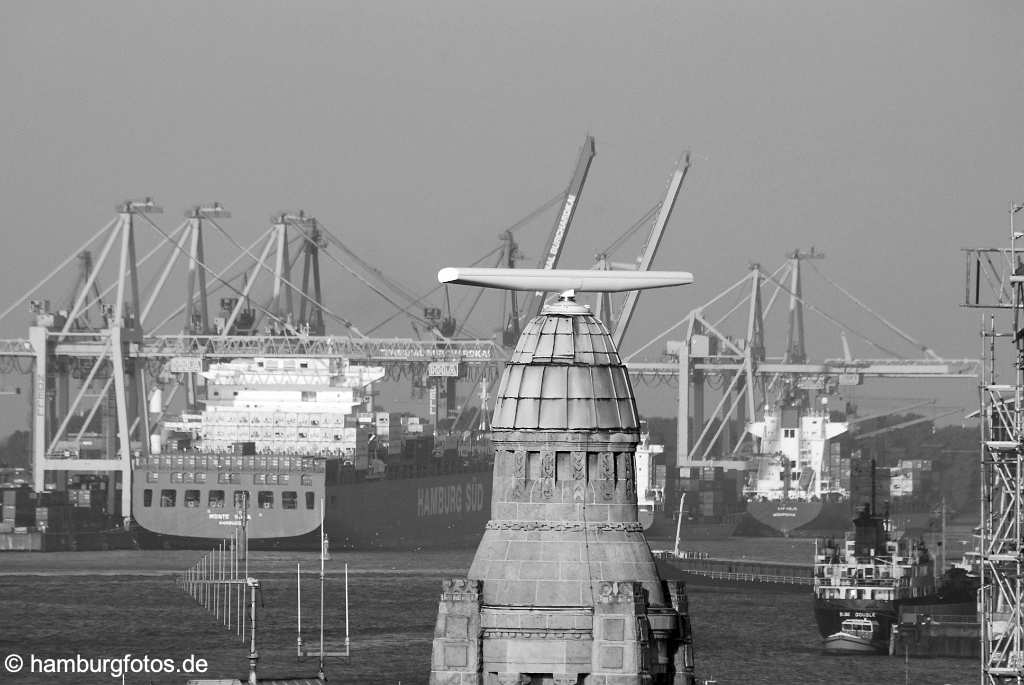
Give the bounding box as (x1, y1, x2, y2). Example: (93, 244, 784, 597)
(429, 277, 696, 685)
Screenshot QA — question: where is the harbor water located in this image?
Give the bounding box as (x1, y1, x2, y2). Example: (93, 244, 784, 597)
(0, 541, 976, 685)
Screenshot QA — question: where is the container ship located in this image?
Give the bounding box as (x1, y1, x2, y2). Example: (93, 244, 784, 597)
(812, 505, 975, 653)
(131, 355, 494, 549)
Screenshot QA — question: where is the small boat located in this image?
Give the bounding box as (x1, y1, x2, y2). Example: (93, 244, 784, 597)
(824, 618, 886, 654)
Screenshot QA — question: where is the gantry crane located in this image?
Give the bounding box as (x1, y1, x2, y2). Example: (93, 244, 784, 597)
(0, 200, 507, 521)
(618, 251, 979, 474)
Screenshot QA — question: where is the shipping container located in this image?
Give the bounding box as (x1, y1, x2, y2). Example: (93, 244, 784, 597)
(2, 488, 31, 507)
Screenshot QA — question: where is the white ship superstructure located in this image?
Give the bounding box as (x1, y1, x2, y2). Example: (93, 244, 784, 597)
(162, 357, 385, 458)
(635, 430, 665, 516)
(745, 403, 848, 502)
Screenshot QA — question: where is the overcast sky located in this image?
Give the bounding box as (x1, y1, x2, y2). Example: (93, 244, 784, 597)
(1, 1, 1021, 434)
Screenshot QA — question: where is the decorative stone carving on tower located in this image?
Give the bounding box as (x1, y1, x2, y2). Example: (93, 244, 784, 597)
(428, 268, 697, 685)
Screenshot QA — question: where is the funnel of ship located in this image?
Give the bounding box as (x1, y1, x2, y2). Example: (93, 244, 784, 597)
(428, 268, 698, 685)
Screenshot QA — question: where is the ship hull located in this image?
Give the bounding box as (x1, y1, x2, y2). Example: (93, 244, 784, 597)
(133, 525, 319, 551)
(642, 510, 739, 543)
(133, 457, 494, 551)
(814, 594, 971, 654)
(131, 452, 326, 548)
(326, 464, 492, 549)
(814, 597, 896, 640)
(823, 631, 885, 654)
(742, 499, 852, 537)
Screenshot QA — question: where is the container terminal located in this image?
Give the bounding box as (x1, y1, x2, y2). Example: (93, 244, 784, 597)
(0, 141, 995, 671)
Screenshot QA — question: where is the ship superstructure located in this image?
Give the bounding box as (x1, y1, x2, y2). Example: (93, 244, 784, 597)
(745, 400, 849, 503)
(164, 356, 384, 458)
(133, 356, 384, 544)
(634, 424, 666, 529)
(742, 397, 851, 536)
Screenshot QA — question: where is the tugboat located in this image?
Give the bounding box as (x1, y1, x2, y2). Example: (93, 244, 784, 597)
(824, 617, 885, 654)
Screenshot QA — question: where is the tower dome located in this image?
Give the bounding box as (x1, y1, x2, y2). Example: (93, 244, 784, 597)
(429, 270, 695, 685)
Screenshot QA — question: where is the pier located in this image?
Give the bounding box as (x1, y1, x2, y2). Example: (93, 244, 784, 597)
(653, 551, 814, 586)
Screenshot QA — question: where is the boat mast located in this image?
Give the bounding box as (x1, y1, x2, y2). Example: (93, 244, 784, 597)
(870, 456, 876, 517)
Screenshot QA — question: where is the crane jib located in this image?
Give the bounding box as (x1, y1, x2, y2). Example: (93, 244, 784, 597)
(544, 194, 577, 269)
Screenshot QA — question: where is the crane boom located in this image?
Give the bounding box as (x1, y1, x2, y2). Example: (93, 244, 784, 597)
(521, 135, 596, 322)
(853, 408, 962, 440)
(611, 152, 690, 349)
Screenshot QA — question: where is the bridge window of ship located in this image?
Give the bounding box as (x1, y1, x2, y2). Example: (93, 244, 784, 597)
(282, 492, 297, 509)
(143, 489, 152, 507)
(185, 490, 200, 508)
(254, 473, 266, 485)
(209, 490, 225, 508)
(146, 472, 159, 483)
(258, 491, 274, 509)
(305, 492, 315, 509)
(195, 472, 206, 483)
(171, 472, 184, 483)
(160, 490, 176, 507)
(278, 474, 290, 485)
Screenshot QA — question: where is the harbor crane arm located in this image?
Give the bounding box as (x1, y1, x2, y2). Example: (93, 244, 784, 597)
(853, 408, 962, 441)
(518, 135, 596, 325)
(611, 152, 691, 349)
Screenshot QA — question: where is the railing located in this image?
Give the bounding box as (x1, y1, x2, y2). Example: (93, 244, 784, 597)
(813, 576, 913, 588)
(135, 454, 325, 473)
(682, 569, 814, 586)
(654, 551, 815, 586)
(926, 614, 978, 624)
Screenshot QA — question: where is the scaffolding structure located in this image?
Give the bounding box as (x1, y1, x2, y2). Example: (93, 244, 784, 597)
(965, 202, 1024, 683)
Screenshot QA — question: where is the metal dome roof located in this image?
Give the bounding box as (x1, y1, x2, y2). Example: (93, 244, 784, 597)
(491, 311, 639, 431)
